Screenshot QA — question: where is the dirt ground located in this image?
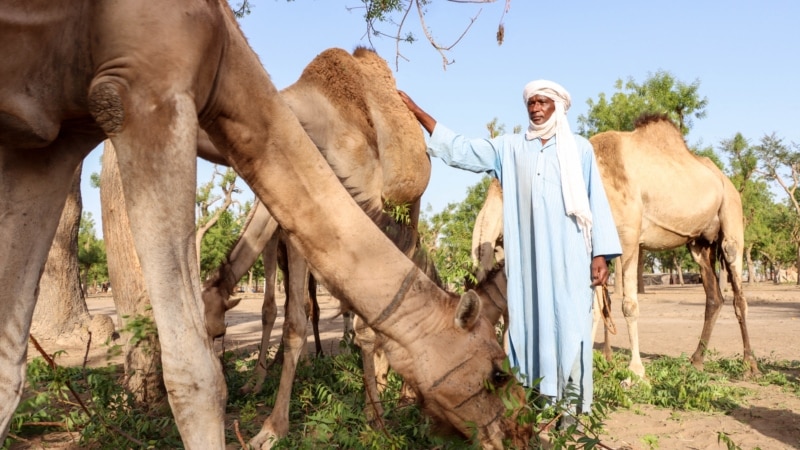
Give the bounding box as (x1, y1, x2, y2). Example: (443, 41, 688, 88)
(26, 282, 800, 449)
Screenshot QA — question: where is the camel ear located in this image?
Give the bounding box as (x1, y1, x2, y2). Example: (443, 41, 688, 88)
(455, 290, 482, 331)
(224, 296, 242, 311)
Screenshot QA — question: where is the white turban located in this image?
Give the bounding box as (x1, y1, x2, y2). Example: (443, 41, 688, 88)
(523, 80, 593, 254)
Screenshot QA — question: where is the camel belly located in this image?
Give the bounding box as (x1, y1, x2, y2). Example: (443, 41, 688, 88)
(640, 213, 721, 250)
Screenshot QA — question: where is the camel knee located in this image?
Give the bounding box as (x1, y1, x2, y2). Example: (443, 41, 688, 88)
(88, 80, 125, 135)
(621, 296, 639, 319)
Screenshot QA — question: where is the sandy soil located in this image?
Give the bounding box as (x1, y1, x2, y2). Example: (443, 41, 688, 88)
(26, 282, 800, 449)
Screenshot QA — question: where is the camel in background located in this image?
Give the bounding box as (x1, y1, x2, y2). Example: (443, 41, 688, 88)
(591, 114, 757, 378)
(468, 116, 757, 381)
(0, 3, 530, 449)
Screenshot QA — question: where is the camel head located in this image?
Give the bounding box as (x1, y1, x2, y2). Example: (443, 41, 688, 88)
(201, 269, 242, 338)
(379, 290, 531, 449)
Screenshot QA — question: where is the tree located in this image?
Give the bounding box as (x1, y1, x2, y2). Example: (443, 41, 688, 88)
(577, 70, 708, 138)
(422, 176, 492, 291)
(78, 212, 107, 290)
(753, 134, 800, 284)
(31, 164, 116, 348)
(233, 0, 512, 69)
(718, 132, 774, 283)
(195, 165, 241, 269)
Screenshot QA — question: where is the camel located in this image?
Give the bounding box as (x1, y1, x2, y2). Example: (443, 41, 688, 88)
(590, 114, 758, 378)
(469, 116, 758, 381)
(200, 47, 445, 447)
(0, 3, 530, 449)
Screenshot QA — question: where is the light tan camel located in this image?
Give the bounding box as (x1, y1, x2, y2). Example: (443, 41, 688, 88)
(200, 47, 446, 447)
(591, 114, 758, 378)
(0, 4, 530, 449)
(469, 116, 758, 381)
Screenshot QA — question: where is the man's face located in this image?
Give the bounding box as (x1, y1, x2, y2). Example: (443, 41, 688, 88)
(527, 95, 555, 125)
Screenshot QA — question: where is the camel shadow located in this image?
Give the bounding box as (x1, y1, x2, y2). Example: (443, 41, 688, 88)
(729, 405, 800, 448)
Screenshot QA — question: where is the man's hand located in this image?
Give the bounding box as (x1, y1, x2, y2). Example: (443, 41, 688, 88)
(398, 90, 436, 135)
(591, 256, 609, 287)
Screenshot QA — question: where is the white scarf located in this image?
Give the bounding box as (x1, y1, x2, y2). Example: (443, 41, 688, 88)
(523, 80, 593, 254)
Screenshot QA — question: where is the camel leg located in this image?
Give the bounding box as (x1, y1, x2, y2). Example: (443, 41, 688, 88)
(105, 94, 225, 447)
(353, 315, 386, 428)
(308, 276, 323, 356)
(342, 310, 355, 345)
(0, 141, 89, 439)
(249, 236, 310, 450)
(688, 240, 724, 371)
(620, 243, 645, 379)
(242, 232, 281, 394)
(721, 236, 760, 376)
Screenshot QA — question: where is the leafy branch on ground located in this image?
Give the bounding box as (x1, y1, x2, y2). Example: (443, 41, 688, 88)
(5, 339, 798, 449)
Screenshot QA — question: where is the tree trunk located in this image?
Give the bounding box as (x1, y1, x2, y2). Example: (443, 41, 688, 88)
(637, 248, 646, 294)
(31, 164, 114, 348)
(746, 243, 757, 283)
(796, 244, 800, 286)
(101, 141, 165, 404)
(673, 254, 685, 285)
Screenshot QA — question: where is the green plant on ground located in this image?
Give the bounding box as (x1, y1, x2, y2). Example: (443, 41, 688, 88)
(5, 338, 799, 450)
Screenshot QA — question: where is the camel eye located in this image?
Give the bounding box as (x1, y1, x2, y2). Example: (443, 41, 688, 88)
(490, 368, 511, 387)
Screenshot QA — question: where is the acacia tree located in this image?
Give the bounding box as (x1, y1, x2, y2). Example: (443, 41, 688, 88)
(234, 0, 512, 69)
(195, 165, 241, 269)
(753, 134, 800, 284)
(577, 70, 708, 137)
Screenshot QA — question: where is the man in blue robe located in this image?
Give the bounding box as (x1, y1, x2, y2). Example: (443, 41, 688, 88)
(399, 80, 622, 421)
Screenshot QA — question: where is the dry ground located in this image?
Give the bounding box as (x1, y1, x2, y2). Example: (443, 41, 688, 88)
(25, 282, 800, 449)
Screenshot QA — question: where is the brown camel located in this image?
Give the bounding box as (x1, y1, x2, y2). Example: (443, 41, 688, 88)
(469, 116, 758, 381)
(591, 114, 758, 378)
(200, 47, 443, 447)
(0, 4, 530, 449)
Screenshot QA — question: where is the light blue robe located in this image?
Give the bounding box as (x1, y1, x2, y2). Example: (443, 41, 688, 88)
(427, 124, 621, 411)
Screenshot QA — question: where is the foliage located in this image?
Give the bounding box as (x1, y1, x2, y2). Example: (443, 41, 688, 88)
(753, 134, 800, 275)
(8, 340, 800, 450)
(383, 200, 412, 226)
(6, 356, 181, 449)
(199, 208, 242, 276)
(420, 176, 492, 291)
(78, 212, 108, 288)
(577, 70, 708, 138)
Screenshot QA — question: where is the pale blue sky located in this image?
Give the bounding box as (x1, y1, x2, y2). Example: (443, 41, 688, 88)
(80, 0, 800, 234)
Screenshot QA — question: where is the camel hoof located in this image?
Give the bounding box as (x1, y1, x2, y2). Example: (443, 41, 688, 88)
(249, 429, 279, 450)
(619, 377, 634, 390)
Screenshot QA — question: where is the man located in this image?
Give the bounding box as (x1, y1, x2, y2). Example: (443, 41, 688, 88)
(399, 80, 621, 421)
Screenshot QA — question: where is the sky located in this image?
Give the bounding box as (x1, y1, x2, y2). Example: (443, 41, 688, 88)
(79, 0, 800, 235)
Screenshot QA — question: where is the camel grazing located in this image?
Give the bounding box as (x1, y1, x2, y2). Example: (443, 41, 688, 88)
(469, 116, 758, 381)
(591, 114, 758, 378)
(0, 4, 530, 449)
(200, 47, 443, 447)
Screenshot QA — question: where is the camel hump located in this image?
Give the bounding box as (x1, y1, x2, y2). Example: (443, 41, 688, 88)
(633, 112, 676, 130)
(296, 47, 371, 122)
